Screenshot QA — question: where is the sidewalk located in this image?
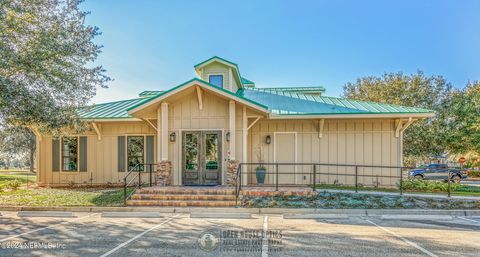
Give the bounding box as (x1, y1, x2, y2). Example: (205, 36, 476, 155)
(316, 188, 480, 200)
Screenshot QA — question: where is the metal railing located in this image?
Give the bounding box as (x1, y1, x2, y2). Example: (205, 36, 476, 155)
(123, 163, 157, 206)
(234, 162, 458, 204)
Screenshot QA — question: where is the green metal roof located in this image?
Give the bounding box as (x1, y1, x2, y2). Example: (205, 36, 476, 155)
(139, 91, 164, 97)
(252, 86, 326, 95)
(194, 56, 239, 69)
(79, 79, 433, 119)
(78, 98, 151, 119)
(126, 78, 268, 112)
(236, 88, 434, 115)
(241, 77, 255, 85)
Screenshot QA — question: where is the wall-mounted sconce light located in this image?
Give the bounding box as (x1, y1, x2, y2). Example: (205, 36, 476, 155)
(169, 132, 176, 142)
(226, 132, 231, 142)
(265, 135, 271, 144)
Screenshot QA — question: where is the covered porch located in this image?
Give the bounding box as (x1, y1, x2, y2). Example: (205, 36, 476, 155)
(126, 78, 268, 187)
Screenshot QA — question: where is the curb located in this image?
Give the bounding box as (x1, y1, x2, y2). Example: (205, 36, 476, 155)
(1, 206, 480, 216)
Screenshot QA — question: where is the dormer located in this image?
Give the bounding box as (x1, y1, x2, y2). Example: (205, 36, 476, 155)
(194, 56, 247, 93)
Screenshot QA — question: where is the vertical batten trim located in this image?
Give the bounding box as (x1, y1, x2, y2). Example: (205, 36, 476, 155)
(229, 100, 236, 160)
(242, 106, 248, 185)
(229, 68, 233, 91)
(157, 107, 161, 162)
(161, 102, 169, 161)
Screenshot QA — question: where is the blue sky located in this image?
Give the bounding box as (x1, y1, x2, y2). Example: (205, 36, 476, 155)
(82, 0, 480, 104)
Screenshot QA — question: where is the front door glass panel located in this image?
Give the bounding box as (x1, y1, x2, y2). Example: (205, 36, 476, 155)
(182, 131, 221, 185)
(205, 134, 219, 170)
(185, 133, 199, 171)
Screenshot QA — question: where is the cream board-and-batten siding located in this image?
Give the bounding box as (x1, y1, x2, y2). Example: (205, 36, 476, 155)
(34, 56, 434, 187)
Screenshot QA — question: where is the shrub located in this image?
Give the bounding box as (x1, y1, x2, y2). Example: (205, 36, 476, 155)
(469, 170, 480, 177)
(400, 179, 458, 192)
(6, 180, 21, 190)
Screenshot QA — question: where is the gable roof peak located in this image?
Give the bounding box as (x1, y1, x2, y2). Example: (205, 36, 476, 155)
(194, 56, 238, 69)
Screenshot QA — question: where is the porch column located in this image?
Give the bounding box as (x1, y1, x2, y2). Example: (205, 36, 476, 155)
(156, 107, 161, 162)
(229, 100, 236, 160)
(242, 106, 248, 185)
(161, 102, 169, 161)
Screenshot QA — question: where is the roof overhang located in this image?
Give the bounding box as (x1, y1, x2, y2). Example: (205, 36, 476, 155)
(127, 78, 269, 115)
(269, 112, 435, 119)
(83, 118, 141, 122)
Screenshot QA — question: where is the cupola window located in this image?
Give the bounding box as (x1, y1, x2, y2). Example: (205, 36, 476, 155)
(209, 75, 223, 88)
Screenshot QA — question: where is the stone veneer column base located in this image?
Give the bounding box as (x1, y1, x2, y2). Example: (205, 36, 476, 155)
(156, 160, 172, 186)
(226, 160, 240, 186)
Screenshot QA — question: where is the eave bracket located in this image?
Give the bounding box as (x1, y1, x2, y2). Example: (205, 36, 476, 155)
(92, 122, 102, 141)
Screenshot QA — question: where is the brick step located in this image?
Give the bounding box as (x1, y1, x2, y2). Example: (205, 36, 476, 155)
(126, 200, 238, 207)
(136, 188, 236, 195)
(131, 194, 238, 201)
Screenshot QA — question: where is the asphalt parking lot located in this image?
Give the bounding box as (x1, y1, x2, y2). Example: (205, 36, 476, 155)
(0, 211, 479, 257)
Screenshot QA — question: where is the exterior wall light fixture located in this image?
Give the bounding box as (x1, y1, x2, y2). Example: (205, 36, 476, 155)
(169, 132, 176, 142)
(226, 132, 231, 142)
(265, 135, 271, 144)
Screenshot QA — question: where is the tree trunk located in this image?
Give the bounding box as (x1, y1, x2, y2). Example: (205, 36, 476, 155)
(29, 140, 36, 174)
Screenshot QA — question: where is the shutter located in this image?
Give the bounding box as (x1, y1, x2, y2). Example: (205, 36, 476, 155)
(52, 139, 60, 172)
(146, 136, 154, 172)
(118, 136, 125, 172)
(79, 136, 87, 172)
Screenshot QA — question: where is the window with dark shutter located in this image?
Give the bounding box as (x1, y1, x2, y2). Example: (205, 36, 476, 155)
(52, 139, 60, 172)
(118, 136, 126, 172)
(79, 136, 87, 172)
(146, 135, 154, 172)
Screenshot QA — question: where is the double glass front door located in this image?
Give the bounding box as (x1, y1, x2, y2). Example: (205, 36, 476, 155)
(182, 131, 222, 185)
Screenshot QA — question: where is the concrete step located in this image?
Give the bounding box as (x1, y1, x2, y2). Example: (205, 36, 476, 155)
(131, 194, 238, 201)
(136, 188, 236, 195)
(126, 200, 238, 207)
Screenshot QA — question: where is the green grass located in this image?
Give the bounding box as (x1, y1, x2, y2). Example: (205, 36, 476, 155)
(0, 169, 30, 173)
(0, 173, 36, 187)
(0, 187, 135, 207)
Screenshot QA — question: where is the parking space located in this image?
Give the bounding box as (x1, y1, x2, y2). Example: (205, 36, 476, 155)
(362, 217, 480, 257)
(0, 211, 478, 257)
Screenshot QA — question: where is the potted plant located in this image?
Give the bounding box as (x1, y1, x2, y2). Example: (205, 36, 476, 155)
(255, 146, 267, 184)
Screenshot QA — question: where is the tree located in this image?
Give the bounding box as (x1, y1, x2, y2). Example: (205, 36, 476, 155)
(448, 82, 480, 155)
(0, 125, 35, 172)
(0, 0, 110, 133)
(343, 71, 455, 165)
(0, 0, 110, 172)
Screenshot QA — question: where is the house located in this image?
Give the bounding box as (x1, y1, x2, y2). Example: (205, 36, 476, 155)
(34, 56, 434, 188)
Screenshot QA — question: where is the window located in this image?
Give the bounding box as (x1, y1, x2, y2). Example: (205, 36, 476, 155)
(127, 136, 144, 171)
(62, 137, 78, 171)
(209, 75, 223, 88)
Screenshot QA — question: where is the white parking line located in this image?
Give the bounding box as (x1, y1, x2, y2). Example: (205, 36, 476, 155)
(261, 215, 268, 257)
(99, 214, 180, 257)
(365, 219, 439, 257)
(0, 213, 97, 242)
(458, 216, 480, 224)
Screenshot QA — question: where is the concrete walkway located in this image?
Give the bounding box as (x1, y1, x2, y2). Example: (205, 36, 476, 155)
(317, 188, 480, 200)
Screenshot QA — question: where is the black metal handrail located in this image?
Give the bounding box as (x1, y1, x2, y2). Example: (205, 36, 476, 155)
(234, 162, 424, 205)
(123, 163, 157, 206)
